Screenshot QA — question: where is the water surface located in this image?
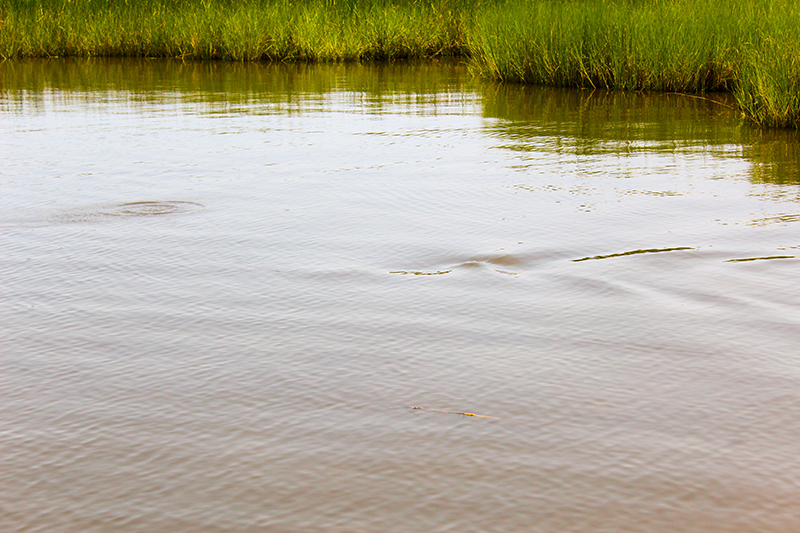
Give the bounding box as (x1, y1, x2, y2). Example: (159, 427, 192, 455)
(2, 59, 800, 532)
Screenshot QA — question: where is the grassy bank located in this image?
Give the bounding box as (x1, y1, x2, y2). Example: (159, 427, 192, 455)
(0, 0, 471, 61)
(470, 0, 800, 129)
(1, 0, 800, 128)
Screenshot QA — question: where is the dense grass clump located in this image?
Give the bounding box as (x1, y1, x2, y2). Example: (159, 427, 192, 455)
(736, 37, 800, 129)
(0, 0, 471, 61)
(2, 0, 800, 128)
(468, 0, 800, 128)
(468, 0, 740, 92)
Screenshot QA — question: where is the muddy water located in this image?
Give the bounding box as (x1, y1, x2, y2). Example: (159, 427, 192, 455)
(2, 59, 800, 532)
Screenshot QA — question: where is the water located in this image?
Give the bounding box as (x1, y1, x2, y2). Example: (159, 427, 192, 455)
(2, 59, 800, 532)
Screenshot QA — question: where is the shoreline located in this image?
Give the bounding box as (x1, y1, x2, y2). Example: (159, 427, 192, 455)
(1, 0, 799, 129)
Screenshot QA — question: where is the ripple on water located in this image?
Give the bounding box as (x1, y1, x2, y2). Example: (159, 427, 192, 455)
(99, 201, 204, 217)
(45, 201, 205, 224)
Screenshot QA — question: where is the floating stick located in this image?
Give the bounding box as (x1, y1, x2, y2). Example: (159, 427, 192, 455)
(573, 246, 693, 262)
(404, 405, 500, 419)
(666, 92, 737, 110)
(726, 255, 795, 262)
(390, 270, 452, 276)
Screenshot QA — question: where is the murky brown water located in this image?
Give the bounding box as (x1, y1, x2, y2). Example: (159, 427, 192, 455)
(2, 59, 800, 532)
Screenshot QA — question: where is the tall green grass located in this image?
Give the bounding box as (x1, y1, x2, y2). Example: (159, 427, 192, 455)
(0, 0, 470, 61)
(736, 36, 800, 129)
(2, 0, 800, 128)
(468, 0, 740, 92)
(468, 0, 800, 128)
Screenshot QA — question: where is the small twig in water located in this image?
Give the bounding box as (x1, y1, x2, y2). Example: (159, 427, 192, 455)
(404, 405, 500, 419)
(666, 92, 737, 110)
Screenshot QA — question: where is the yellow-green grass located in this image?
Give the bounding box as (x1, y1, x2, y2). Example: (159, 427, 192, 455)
(1, 0, 800, 128)
(0, 0, 470, 61)
(468, 0, 740, 92)
(468, 0, 800, 128)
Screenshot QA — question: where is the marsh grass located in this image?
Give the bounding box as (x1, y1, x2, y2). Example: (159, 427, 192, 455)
(468, 0, 740, 92)
(736, 39, 800, 128)
(0, 0, 470, 61)
(467, 0, 800, 128)
(2, 0, 800, 128)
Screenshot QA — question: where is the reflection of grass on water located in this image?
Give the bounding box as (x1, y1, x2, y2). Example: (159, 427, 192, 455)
(2, 0, 800, 128)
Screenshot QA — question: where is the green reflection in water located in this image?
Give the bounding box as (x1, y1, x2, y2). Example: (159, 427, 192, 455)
(481, 83, 800, 187)
(0, 57, 473, 113)
(3, 58, 800, 187)
(482, 83, 741, 149)
(741, 128, 800, 187)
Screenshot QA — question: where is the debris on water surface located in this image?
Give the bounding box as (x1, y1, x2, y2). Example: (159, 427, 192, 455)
(748, 214, 800, 226)
(573, 246, 694, 262)
(726, 255, 796, 262)
(402, 405, 500, 419)
(390, 270, 452, 275)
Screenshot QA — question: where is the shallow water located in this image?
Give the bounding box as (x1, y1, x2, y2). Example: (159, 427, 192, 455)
(2, 59, 800, 532)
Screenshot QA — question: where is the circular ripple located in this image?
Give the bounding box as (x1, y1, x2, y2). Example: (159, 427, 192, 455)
(101, 201, 204, 217)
